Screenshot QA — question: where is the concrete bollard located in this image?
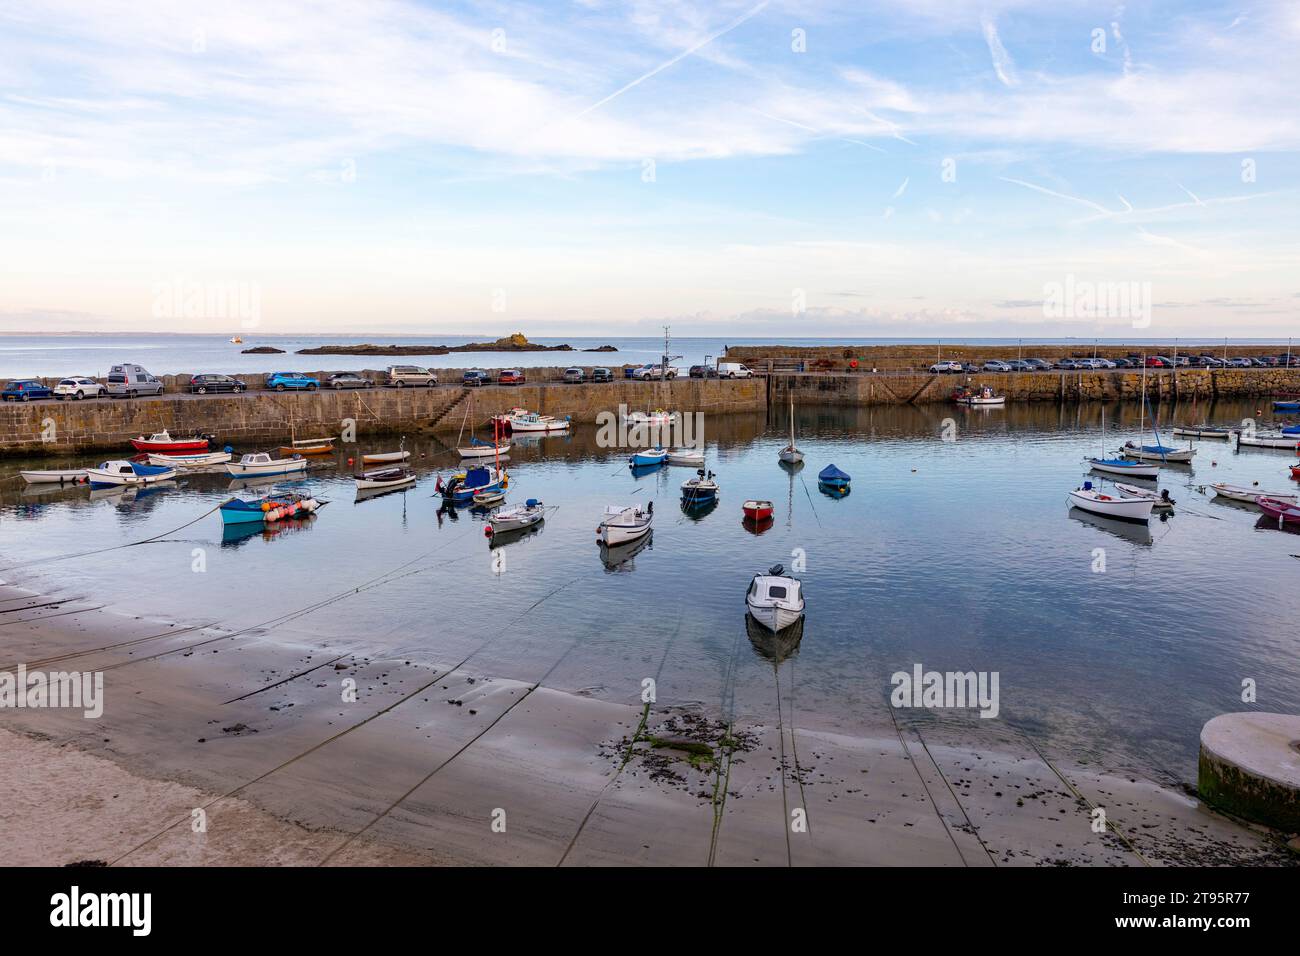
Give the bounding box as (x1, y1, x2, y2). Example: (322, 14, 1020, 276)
(1198, 712, 1300, 832)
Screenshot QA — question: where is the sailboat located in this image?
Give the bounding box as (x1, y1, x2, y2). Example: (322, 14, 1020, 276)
(457, 392, 511, 458)
(1089, 406, 1160, 478)
(778, 389, 803, 464)
(1121, 360, 1195, 463)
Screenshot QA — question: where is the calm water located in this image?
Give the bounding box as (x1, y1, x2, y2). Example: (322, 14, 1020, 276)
(3, 399, 1299, 783)
(1, 333, 1292, 378)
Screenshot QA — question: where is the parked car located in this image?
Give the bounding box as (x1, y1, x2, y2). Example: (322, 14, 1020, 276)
(1006, 360, 1032, 372)
(929, 361, 963, 374)
(105, 363, 164, 397)
(462, 369, 490, 387)
(1256, 356, 1280, 367)
(1227, 356, 1253, 368)
(324, 372, 373, 389)
(982, 360, 1012, 373)
(187, 373, 247, 394)
(716, 362, 751, 379)
(1173, 355, 1190, 367)
(1094, 358, 1117, 369)
(385, 365, 438, 387)
(1196, 355, 1224, 367)
(2, 379, 53, 402)
(1145, 356, 1173, 368)
(266, 371, 319, 391)
(689, 365, 718, 378)
(1023, 358, 1052, 371)
(498, 369, 526, 385)
(53, 376, 106, 400)
(562, 367, 585, 384)
(1112, 358, 1134, 369)
(632, 364, 680, 380)
(1055, 358, 1080, 370)
(591, 367, 613, 383)
(1282, 355, 1300, 367)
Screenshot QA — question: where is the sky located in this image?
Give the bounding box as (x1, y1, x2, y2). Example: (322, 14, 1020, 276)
(0, 0, 1298, 338)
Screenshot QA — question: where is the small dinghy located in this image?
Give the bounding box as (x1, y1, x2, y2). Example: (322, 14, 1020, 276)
(277, 437, 335, 456)
(438, 465, 505, 503)
(1121, 441, 1196, 463)
(147, 451, 232, 468)
(1172, 425, 1232, 439)
(362, 450, 411, 464)
(472, 488, 506, 507)
(225, 453, 309, 477)
(1114, 482, 1175, 510)
(1257, 496, 1300, 526)
(666, 447, 704, 466)
(354, 466, 415, 490)
(742, 499, 773, 521)
(220, 492, 323, 525)
(86, 460, 178, 487)
(629, 447, 668, 468)
(597, 503, 653, 545)
(817, 464, 851, 495)
(681, 469, 719, 504)
(1236, 432, 1300, 450)
(487, 498, 545, 535)
(1088, 457, 1161, 478)
(746, 564, 805, 633)
(20, 468, 88, 485)
(622, 409, 678, 427)
(1211, 483, 1298, 506)
(1272, 400, 1300, 412)
(458, 438, 510, 459)
(1067, 480, 1153, 523)
(129, 430, 210, 453)
(1291, 464, 1300, 481)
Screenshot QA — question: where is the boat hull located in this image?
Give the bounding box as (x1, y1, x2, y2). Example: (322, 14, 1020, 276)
(1121, 443, 1195, 462)
(458, 444, 510, 458)
(742, 500, 774, 520)
(362, 451, 411, 464)
(1067, 489, 1153, 523)
(1172, 427, 1231, 439)
(630, 450, 668, 467)
(130, 437, 209, 453)
(1257, 497, 1300, 524)
(666, 449, 704, 466)
(597, 520, 652, 546)
(20, 469, 87, 484)
(224, 459, 309, 477)
(745, 602, 804, 633)
(1212, 484, 1298, 505)
(778, 448, 804, 464)
(147, 452, 231, 468)
(278, 443, 334, 456)
(1088, 458, 1160, 478)
(1236, 434, 1300, 450)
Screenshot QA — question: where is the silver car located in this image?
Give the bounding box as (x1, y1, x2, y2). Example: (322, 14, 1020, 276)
(105, 363, 164, 397)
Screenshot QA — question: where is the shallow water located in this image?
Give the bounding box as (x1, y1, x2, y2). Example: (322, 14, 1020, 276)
(3, 398, 1298, 783)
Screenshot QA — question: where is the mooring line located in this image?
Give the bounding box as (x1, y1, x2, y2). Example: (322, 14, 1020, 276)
(0, 603, 107, 628)
(706, 621, 747, 867)
(772, 663, 793, 867)
(786, 655, 811, 842)
(220, 653, 351, 705)
(0, 622, 216, 672)
(884, 701, 970, 867)
(905, 718, 997, 867)
(0, 503, 224, 572)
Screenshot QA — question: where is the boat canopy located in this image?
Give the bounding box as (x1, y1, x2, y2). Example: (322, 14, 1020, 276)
(818, 464, 851, 483)
(463, 466, 492, 489)
(525, 498, 539, 507)
(131, 462, 173, 477)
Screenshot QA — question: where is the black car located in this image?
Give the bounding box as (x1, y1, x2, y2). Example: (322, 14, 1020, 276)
(1112, 357, 1133, 368)
(689, 365, 718, 378)
(187, 373, 246, 394)
(590, 367, 613, 383)
(325, 372, 374, 389)
(462, 369, 490, 387)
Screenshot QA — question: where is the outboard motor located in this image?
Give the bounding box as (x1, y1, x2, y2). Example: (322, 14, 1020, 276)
(647, 501, 654, 514)
(768, 563, 785, 576)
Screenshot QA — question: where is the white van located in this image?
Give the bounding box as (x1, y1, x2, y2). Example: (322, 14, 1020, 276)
(385, 365, 438, 387)
(105, 363, 164, 397)
(717, 362, 753, 379)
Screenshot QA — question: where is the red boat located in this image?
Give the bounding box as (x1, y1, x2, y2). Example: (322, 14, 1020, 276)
(1257, 496, 1300, 526)
(1291, 464, 1300, 480)
(742, 499, 774, 521)
(129, 430, 210, 453)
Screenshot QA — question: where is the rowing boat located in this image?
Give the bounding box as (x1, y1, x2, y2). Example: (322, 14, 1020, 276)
(354, 467, 415, 490)
(19, 468, 88, 485)
(362, 450, 411, 464)
(1067, 482, 1153, 523)
(1211, 483, 1298, 506)
(277, 437, 335, 456)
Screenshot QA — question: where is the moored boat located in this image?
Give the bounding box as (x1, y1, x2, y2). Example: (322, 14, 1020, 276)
(20, 468, 88, 485)
(146, 451, 232, 468)
(1114, 482, 1174, 509)
(1088, 457, 1161, 478)
(224, 453, 309, 477)
(129, 431, 210, 453)
(817, 464, 851, 494)
(277, 437, 335, 456)
(354, 466, 415, 490)
(746, 563, 805, 633)
(362, 450, 411, 464)
(1067, 481, 1153, 523)
(1272, 400, 1300, 412)
(742, 499, 773, 521)
(438, 465, 505, 503)
(472, 488, 506, 507)
(681, 469, 719, 504)
(458, 438, 511, 459)
(1235, 432, 1300, 450)
(508, 411, 570, 432)
(1171, 425, 1232, 439)
(219, 492, 323, 525)
(597, 503, 653, 545)
(629, 447, 668, 468)
(487, 498, 545, 535)
(1121, 441, 1196, 463)
(954, 385, 1005, 406)
(1257, 496, 1300, 525)
(86, 460, 178, 487)
(1211, 483, 1298, 506)
(666, 447, 704, 466)
(622, 408, 678, 427)
(1291, 464, 1300, 480)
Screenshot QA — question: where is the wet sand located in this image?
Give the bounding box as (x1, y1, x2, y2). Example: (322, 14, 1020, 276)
(0, 581, 1291, 866)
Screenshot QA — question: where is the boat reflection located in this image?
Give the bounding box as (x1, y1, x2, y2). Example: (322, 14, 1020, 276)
(818, 481, 850, 499)
(1067, 506, 1154, 545)
(354, 483, 414, 504)
(221, 514, 317, 547)
(679, 497, 718, 520)
(485, 522, 543, 548)
(1254, 513, 1300, 535)
(599, 531, 652, 571)
(745, 612, 804, 664)
(742, 514, 774, 535)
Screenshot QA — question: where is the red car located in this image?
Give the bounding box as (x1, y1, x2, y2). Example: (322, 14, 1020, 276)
(1145, 355, 1173, 368)
(498, 369, 526, 385)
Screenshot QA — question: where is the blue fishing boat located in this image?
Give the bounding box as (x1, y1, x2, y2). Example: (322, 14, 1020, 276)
(219, 492, 322, 525)
(1282, 424, 1300, 435)
(438, 465, 505, 503)
(680, 469, 718, 505)
(1272, 400, 1300, 411)
(629, 447, 668, 468)
(817, 464, 851, 491)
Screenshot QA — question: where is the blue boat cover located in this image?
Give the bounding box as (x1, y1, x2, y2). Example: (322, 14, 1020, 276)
(818, 464, 851, 482)
(463, 466, 491, 488)
(1091, 457, 1143, 467)
(1283, 425, 1300, 435)
(470, 437, 491, 446)
(131, 462, 174, 477)
(1137, 444, 1177, 454)
(525, 498, 539, 507)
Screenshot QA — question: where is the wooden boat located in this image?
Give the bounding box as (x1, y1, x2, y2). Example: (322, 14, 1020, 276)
(458, 439, 511, 459)
(746, 564, 805, 633)
(629, 447, 668, 468)
(487, 498, 545, 534)
(20, 468, 88, 485)
(954, 385, 1005, 406)
(354, 467, 415, 490)
(362, 450, 411, 464)
(779, 392, 803, 464)
(817, 464, 851, 492)
(438, 465, 505, 503)
(680, 469, 719, 504)
(597, 503, 653, 545)
(224, 453, 309, 477)
(472, 488, 506, 507)
(1211, 483, 1298, 506)
(1171, 425, 1232, 439)
(1121, 441, 1195, 463)
(1235, 432, 1300, 450)
(129, 431, 209, 453)
(1257, 496, 1300, 526)
(86, 460, 178, 487)
(508, 411, 570, 432)
(1067, 482, 1153, 523)
(277, 437, 335, 456)
(219, 492, 322, 525)
(146, 451, 232, 468)
(1114, 482, 1174, 510)
(743, 499, 774, 520)
(1088, 457, 1160, 478)
(666, 447, 704, 466)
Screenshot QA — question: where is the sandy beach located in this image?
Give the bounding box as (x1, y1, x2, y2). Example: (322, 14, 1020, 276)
(0, 579, 1291, 867)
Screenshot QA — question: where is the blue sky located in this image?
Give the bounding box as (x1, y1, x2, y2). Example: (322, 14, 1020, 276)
(1, 0, 1297, 337)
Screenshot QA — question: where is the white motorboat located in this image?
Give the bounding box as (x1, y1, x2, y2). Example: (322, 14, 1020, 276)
(1235, 432, 1300, 450)
(488, 498, 545, 534)
(746, 564, 806, 633)
(20, 468, 88, 485)
(508, 411, 570, 432)
(146, 451, 232, 468)
(224, 453, 309, 478)
(597, 503, 653, 545)
(666, 447, 704, 466)
(1113, 482, 1175, 510)
(362, 450, 411, 464)
(354, 466, 415, 490)
(86, 460, 178, 487)
(1172, 425, 1232, 439)
(1210, 483, 1299, 506)
(1067, 483, 1154, 523)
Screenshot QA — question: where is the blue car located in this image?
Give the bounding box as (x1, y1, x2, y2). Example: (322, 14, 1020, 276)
(462, 369, 490, 387)
(265, 371, 319, 391)
(2, 379, 54, 402)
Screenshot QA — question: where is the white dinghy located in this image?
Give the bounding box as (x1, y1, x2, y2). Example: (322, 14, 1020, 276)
(488, 498, 546, 534)
(597, 503, 653, 546)
(1210, 483, 1299, 506)
(666, 447, 704, 466)
(746, 564, 806, 633)
(20, 468, 88, 485)
(354, 466, 416, 490)
(1068, 481, 1154, 523)
(147, 451, 232, 468)
(1113, 482, 1175, 510)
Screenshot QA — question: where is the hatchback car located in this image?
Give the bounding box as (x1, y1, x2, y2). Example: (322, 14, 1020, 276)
(562, 367, 585, 384)
(1055, 358, 1080, 370)
(462, 369, 490, 387)
(498, 369, 526, 385)
(1145, 356, 1173, 368)
(982, 360, 1012, 373)
(929, 361, 963, 374)
(1227, 357, 1253, 368)
(689, 365, 718, 378)
(187, 373, 247, 394)
(265, 371, 319, 391)
(324, 372, 373, 389)
(1006, 360, 1032, 372)
(1112, 358, 1135, 369)
(2, 379, 53, 402)
(591, 367, 613, 383)
(1022, 358, 1052, 371)
(53, 376, 105, 400)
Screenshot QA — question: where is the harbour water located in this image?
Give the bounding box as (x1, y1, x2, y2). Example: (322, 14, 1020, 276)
(3, 399, 1299, 785)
